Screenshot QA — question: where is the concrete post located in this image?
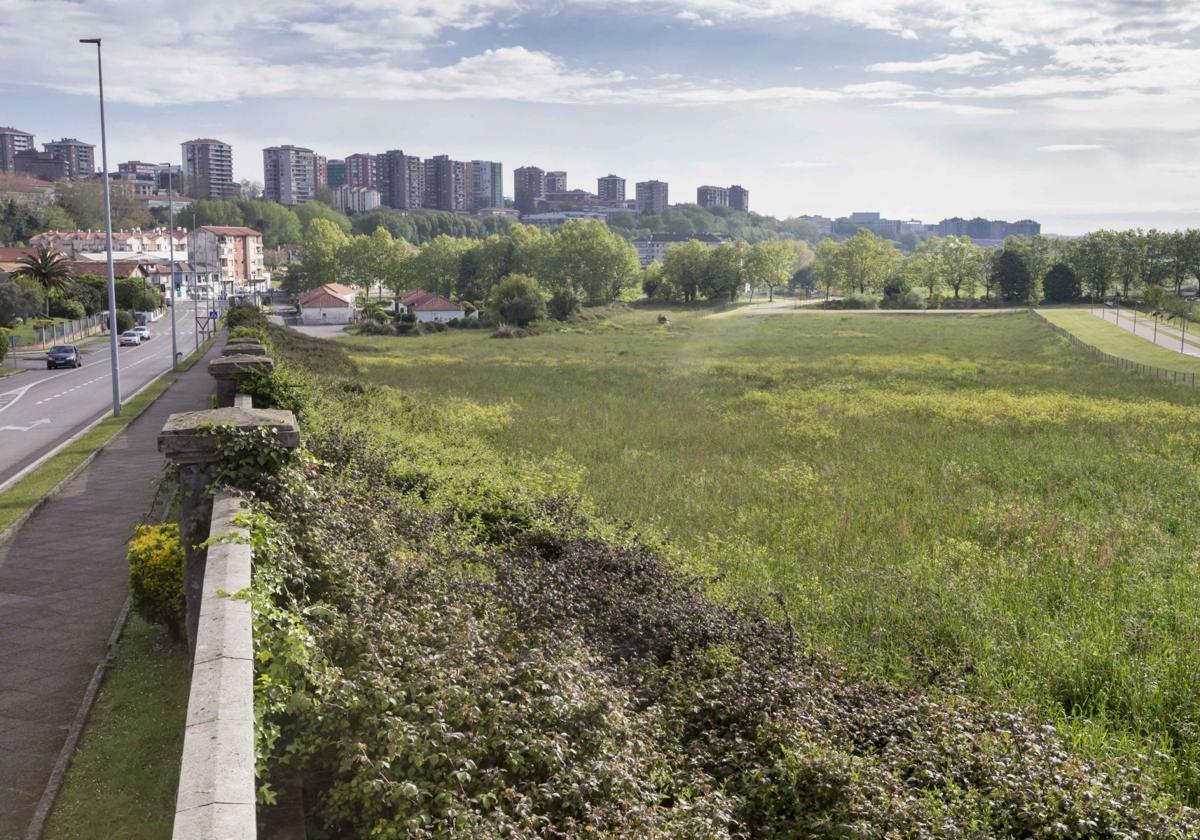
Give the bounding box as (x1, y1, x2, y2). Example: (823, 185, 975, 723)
(208, 355, 275, 409)
(158, 406, 300, 653)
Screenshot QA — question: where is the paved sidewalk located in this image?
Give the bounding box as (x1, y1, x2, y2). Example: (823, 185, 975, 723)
(0, 338, 224, 838)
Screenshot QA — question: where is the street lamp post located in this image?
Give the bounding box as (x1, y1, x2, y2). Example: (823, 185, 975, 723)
(165, 166, 179, 368)
(80, 38, 122, 417)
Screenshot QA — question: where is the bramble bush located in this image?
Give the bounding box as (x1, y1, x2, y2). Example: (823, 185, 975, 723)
(235, 318, 1200, 838)
(127, 524, 185, 642)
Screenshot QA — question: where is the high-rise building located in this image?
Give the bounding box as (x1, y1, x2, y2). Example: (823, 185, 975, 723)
(423, 155, 469, 211)
(728, 185, 749, 212)
(697, 185, 729, 208)
(597, 174, 625, 204)
(0, 127, 35, 174)
(345, 153, 377, 189)
(379, 150, 424, 210)
(635, 180, 669, 214)
(336, 185, 382, 213)
(182, 138, 235, 199)
(470, 160, 503, 210)
(262, 145, 318, 206)
(314, 155, 328, 190)
(514, 166, 545, 214)
(14, 151, 67, 181)
(544, 170, 567, 193)
(327, 159, 347, 188)
(43, 138, 95, 179)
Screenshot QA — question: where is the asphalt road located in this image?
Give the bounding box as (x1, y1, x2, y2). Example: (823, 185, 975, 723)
(0, 306, 209, 489)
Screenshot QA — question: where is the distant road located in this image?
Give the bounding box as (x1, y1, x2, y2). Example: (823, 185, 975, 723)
(0, 306, 202, 489)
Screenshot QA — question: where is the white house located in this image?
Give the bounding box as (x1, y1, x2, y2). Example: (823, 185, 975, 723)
(299, 283, 357, 325)
(395, 290, 466, 323)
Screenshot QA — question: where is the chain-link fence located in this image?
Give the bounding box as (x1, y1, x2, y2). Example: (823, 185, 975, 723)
(1032, 309, 1199, 387)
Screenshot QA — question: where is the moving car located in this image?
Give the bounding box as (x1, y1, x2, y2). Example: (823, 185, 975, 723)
(133, 325, 151, 341)
(46, 344, 81, 369)
(119, 330, 141, 347)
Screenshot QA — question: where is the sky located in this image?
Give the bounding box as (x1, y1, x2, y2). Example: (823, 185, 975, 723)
(2, 0, 1200, 235)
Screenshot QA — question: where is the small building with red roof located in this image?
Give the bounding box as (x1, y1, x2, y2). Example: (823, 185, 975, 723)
(299, 283, 357, 325)
(394, 289, 466, 323)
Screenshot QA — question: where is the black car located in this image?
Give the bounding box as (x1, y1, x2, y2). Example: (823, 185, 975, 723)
(46, 344, 81, 369)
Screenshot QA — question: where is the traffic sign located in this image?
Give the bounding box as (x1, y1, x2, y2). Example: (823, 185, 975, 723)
(209, 310, 219, 320)
(195, 316, 210, 332)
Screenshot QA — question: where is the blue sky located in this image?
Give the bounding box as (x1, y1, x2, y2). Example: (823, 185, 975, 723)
(3, 0, 1200, 234)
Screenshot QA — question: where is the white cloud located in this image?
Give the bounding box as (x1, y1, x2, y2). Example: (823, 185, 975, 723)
(886, 100, 1016, 116)
(1038, 144, 1106, 152)
(779, 160, 831, 168)
(841, 81, 919, 99)
(867, 51, 1003, 74)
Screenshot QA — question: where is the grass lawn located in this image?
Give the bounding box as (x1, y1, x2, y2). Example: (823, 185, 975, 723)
(42, 616, 189, 840)
(338, 305, 1200, 799)
(0, 376, 174, 535)
(1039, 308, 1200, 374)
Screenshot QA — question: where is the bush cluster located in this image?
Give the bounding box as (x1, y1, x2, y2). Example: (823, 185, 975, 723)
(233, 323, 1199, 839)
(127, 524, 184, 641)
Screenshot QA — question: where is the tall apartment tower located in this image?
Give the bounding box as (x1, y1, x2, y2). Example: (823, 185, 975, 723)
(635, 180, 669, 214)
(379, 150, 425, 210)
(262, 145, 317, 206)
(696, 185, 729, 208)
(423, 155, 469, 212)
(728, 185, 749, 212)
(182, 138, 235, 199)
(326, 159, 347, 188)
(345, 153, 378, 189)
(597, 174, 625, 204)
(43, 138, 95, 179)
(0, 127, 35, 174)
(314, 155, 328, 189)
(544, 170, 567, 193)
(513, 166, 545, 214)
(470, 160, 503, 210)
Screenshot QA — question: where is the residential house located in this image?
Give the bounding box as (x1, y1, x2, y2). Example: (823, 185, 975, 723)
(299, 283, 357, 325)
(395, 289, 466, 323)
(187, 225, 268, 297)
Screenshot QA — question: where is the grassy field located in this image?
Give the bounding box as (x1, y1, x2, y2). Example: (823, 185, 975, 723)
(1040, 308, 1200, 373)
(335, 306, 1200, 799)
(42, 616, 189, 840)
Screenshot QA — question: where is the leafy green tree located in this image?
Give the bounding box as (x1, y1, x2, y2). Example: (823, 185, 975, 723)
(0, 282, 42, 326)
(1069, 232, 1117, 300)
(341, 227, 400, 301)
(661, 240, 714, 303)
(903, 239, 940, 300)
(542, 220, 639, 304)
(489, 274, 545, 326)
(0, 199, 50, 243)
(812, 238, 843, 299)
(114, 277, 164, 312)
(301, 218, 350, 288)
(702, 241, 747, 302)
(404, 235, 475, 297)
(55, 179, 148, 230)
(1042, 262, 1080, 303)
(991, 247, 1033, 303)
(236, 199, 303, 248)
(297, 201, 352, 235)
(745, 239, 797, 302)
(13, 246, 72, 316)
(934, 236, 984, 299)
(841, 229, 898, 295)
(178, 199, 244, 230)
(547, 288, 581, 321)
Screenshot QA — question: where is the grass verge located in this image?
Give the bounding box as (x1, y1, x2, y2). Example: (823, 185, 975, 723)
(1038, 308, 1200, 374)
(41, 616, 190, 840)
(0, 376, 174, 536)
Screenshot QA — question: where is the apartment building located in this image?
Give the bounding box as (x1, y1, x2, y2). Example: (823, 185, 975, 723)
(14, 151, 66, 181)
(336, 185, 382, 213)
(597, 174, 625, 204)
(632, 232, 726, 267)
(635, 180, 669, 214)
(697, 185, 729, 208)
(379, 150, 424, 210)
(187, 225, 267, 293)
(514, 166, 545, 214)
(424, 155, 469, 211)
(262, 145, 318, 206)
(42, 138, 95, 179)
(314, 154, 327, 189)
(728, 185, 749, 212)
(470, 160, 503, 210)
(544, 170, 567, 193)
(327, 159, 347, 188)
(182, 138, 236, 199)
(345, 153, 378, 189)
(0, 127, 34, 174)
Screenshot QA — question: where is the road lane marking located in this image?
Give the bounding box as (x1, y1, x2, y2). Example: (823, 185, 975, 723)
(0, 418, 51, 432)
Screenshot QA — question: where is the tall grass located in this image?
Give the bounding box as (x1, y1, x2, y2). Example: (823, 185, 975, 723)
(340, 308, 1200, 799)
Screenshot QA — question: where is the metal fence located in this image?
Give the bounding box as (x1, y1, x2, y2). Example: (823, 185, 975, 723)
(1032, 309, 1199, 387)
(8, 313, 108, 351)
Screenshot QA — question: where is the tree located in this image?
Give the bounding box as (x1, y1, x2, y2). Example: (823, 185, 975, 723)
(297, 201, 351, 235)
(547, 288, 581, 321)
(114, 277, 164, 312)
(1069, 232, 1116, 300)
(1042, 263, 1080, 303)
(702, 241, 747, 302)
(934, 236, 984, 299)
(0, 282, 42, 327)
(745, 239, 796, 302)
(489, 274, 545, 326)
(542, 220, 639, 304)
(404, 235, 475, 297)
(13, 247, 72, 316)
(301, 218, 350, 288)
(341, 227, 401, 301)
(840, 229, 898, 295)
(991, 247, 1033, 303)
(812, 239, 844, 299)
(55, 179, 148, 229)
(661, 240, 713, 303)
(237, 199, 302, 248)
(904, 239, 940, 300)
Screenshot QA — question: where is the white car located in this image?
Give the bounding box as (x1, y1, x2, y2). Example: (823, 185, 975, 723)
(134, 325, 151, 341)
(119, 330, 141, 347)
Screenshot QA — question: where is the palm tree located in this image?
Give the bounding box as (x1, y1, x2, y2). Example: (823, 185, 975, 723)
(14, 247, 72, 317)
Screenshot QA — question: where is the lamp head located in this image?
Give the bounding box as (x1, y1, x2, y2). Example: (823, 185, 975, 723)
(80, 38, 101, 44)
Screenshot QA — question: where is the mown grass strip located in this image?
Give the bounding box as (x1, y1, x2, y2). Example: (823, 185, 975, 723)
(0, 376, 174, 537)
(40, 616, 190, 840)
(1038, 308, 1200, 375)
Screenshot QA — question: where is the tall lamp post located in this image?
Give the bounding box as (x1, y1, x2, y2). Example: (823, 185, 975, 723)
(164, 165, 179, 368)
(80, 37, 122, 416)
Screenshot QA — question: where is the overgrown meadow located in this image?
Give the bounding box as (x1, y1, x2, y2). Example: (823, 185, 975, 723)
(341, 306, 1200, 799)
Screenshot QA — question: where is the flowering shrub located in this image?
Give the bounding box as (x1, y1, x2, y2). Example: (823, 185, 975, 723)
(127, 523, 184, 641)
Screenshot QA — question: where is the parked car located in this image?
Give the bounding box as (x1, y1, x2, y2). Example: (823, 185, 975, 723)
(46, 344, 81, 369)
(119, 330, 141, 347)
(133, 325, 151, 341)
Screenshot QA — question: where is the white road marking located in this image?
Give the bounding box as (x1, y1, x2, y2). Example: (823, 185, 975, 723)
(0, 418, 51, 432)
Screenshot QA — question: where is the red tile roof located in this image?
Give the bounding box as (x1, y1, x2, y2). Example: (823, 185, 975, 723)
(299, 283, 356, 308)
(396, 289, 462, 311)
(198, 225, 262, 237)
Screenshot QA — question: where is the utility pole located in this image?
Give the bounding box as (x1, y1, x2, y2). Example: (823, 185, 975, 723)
(166, 166, 178, 368)
(80, 38, 121, 417)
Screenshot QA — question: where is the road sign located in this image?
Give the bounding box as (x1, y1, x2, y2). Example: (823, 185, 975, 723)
(195, 316, 211, 332)
(209, 310, 219, 320)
